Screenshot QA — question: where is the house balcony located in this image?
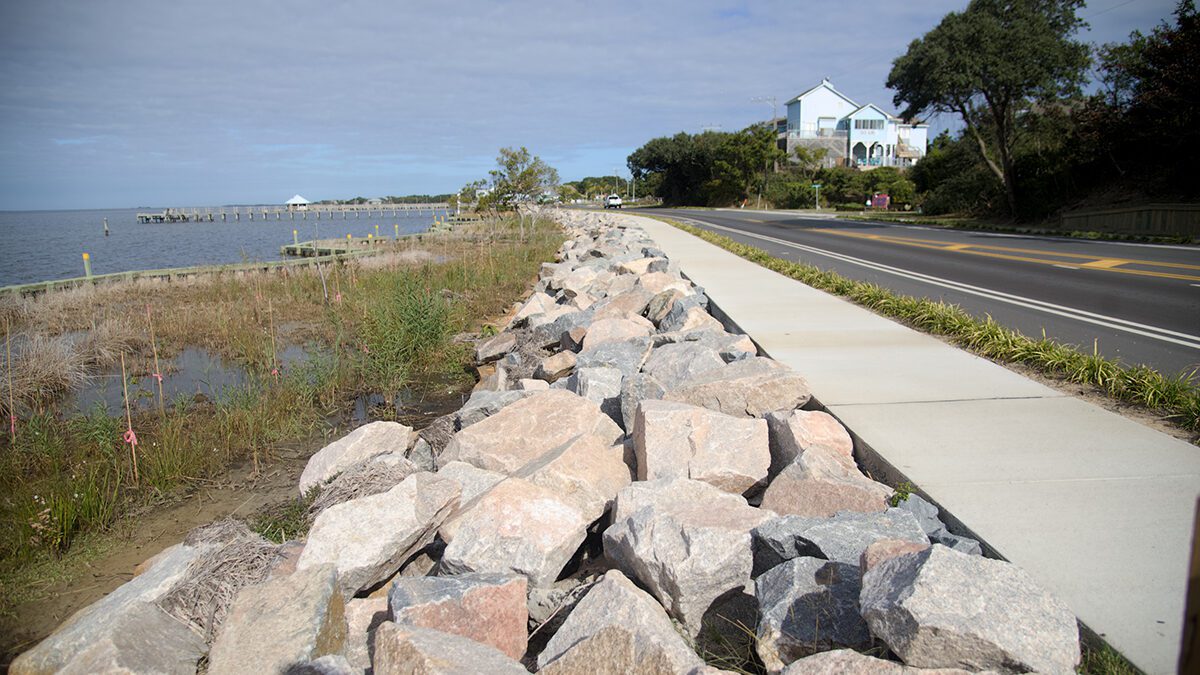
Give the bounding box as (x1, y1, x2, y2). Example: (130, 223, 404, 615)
(785, 129, 848, 139)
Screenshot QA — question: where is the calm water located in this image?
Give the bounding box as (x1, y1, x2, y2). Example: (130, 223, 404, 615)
(0, 206, 443, 287)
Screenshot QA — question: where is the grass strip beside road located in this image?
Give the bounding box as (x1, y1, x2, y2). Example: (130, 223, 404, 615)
(660, 217, 1200, 437)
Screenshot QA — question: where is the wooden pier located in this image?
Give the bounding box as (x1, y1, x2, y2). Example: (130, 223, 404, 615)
(137, 203, 451, 224)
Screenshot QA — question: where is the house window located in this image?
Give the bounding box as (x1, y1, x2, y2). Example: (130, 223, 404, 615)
(854, 119, 885, 130)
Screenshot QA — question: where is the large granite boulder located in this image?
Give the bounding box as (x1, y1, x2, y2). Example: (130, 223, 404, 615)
(602, 478, 773, 635)
(513, 433, 631, 522)
(860, 545, 1080, 673)
(575, 336, 654, 378)
(664, 356, 810, 418)
(633, 400, 769, 496)
(372, 622, 527, 674)
(439, 477, 588, 587)
(298, 473, 460, 596)
(475, 332, 517, 364)
(619, 372, 666, 433)
(299, 421, 413, 495)
(640, 342, 725, 389)
(755, 557, 873, 672)
(536, 570, 704, 672)
(388, 572, 528, 660)
(582, 316, 654, 350)
(435, 461, 505, 507)
(751, 509, 929, 574)
(342, 596, 388, 672)
(565, 366, 624, 424)
(765, 409, 853, 478)
(11, 539, 217, 675)
(439, 389, 623, 474)
(207, 564, 347, 675)
(759, 445, 891, 518)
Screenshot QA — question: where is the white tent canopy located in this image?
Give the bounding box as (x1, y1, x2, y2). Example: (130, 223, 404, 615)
(285, 194, 310, 205)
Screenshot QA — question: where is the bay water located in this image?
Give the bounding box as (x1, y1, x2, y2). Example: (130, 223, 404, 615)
(0, 206, 443, 287)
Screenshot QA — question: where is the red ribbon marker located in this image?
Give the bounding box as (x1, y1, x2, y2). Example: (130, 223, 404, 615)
(151, 372, 163, 383)
(9, 415, 15, 435)
(123, 428, 138, 447)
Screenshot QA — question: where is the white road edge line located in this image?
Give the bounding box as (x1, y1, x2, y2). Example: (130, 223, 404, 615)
(1054, 264, 1079, 270)
(680, 217, 1200, 351)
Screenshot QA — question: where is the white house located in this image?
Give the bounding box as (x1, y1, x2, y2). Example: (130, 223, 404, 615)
(285, 194, 310, 211)
(782, 79, 928, 169)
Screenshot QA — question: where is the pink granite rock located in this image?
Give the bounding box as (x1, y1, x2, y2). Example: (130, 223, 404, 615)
(388, 572, 528, 660)
(439, 390, 623, 474)
(759, 444, 891, 518)
(581, 316, 654, 350)
(633, 400, 769, 496)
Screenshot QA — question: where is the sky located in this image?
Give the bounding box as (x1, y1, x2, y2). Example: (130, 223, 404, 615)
(0, 0, 1180, 210)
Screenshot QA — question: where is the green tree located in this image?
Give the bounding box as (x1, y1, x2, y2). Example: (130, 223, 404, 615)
(488, 147, 560, 209)
(887, 0, 1090, 216)
(627, 126, 783, 206)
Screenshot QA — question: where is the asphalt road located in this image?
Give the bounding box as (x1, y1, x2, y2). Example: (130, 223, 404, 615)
(634, 208, 1200, 378)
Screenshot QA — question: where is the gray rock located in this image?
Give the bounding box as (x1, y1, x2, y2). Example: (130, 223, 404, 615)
(658, 301, 721, 333)
(641, 342, 726, 389)
(644, 289, 684, 326)
(453, 390, 534, 431)
(894, 493, 943, 537)
(575, 336, 653, 378)
(388, 572, 528, 660)
(299, 421, 414, 495)
(755, 558, 873, 672)
(860, 545, 1080, 673)
(407, 435, 437, 471)
(10, 540, 214, 675)
(931, 530, 983, 556)
(475, 332, 517, 364)
(620, 372, 666, 433)
(208, 564, 347, 675)
(652, 328, 756, 362)
(566, 366, 624, 424)
(297, 473, 460, 596)
(752, 509, 929, 574)
(372, 622, 527, 674)
(603, 478, 773, 635)
(537, 570, 704, 672)
(665, 356, 810, 418)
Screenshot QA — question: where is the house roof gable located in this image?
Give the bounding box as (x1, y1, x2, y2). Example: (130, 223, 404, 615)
(848, 103, 893, 119)
(785, 79, 858, 108)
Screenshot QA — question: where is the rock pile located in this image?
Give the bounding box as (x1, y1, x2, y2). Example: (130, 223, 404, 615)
(13, 210, 1081, 674)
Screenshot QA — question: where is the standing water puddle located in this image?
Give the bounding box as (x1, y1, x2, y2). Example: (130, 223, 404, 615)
(66, 345, 315, 415)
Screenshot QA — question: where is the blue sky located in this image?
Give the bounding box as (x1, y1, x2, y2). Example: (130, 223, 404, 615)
(0, 0, 1179, 210)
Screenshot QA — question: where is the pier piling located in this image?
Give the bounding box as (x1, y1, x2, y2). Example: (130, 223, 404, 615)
(82, 252, 92, 279)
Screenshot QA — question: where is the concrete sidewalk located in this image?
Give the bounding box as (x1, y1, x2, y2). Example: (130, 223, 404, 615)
(628, 213, 1200, 674)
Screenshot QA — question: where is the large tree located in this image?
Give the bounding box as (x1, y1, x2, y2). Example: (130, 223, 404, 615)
(887, 0, 1090, 216)
(489, 147, 559, 209)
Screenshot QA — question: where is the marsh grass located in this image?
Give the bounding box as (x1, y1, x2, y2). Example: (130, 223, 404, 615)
(0, 216, 564, 564)
(664, 219, 1200, 434)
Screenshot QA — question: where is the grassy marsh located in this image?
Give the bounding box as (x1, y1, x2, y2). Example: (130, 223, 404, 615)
(0, 216, 563, 571)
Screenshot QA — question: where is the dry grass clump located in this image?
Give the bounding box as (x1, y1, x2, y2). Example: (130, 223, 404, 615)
(158, 519, 279, 641)
(1, 333, 89, 417)
(307, 458, 417, 520)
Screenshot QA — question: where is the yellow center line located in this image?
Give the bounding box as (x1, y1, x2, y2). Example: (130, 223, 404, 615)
(812, 229, 1200, 282)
